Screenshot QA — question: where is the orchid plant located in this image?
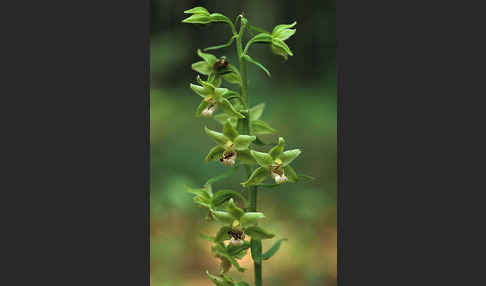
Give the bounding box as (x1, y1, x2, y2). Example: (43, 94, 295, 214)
(182, 7, 311, 286)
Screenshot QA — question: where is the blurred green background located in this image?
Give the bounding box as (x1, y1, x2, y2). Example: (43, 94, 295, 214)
(150, 1, 336, 285)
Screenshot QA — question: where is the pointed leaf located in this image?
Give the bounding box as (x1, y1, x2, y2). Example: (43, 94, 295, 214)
(245, 226, 275, 240)
(212, 211, 235, 225)
(242, 54, 271, 77)
(278, 149, 302, 166)
(234, 135, 256, 151)
(182, 14, 211, 24)
(213, 113, 230, 125)
(204, 35, 236, 52)
(184, 7, 210, 15)
(240, 212, 265, 228)
(247, 24, 271, 35)
(209, 13, 233, 25)
(227, 198, 245, 220)
(212, 189, 248, 208)
(205, 126, 229, 146)
(241, 167, 270, 187)
(271, 38, 293, 59)
(205, 164, 240, 184)
(220, 98, 245, 118)
(227, 241, 250, 257)
(263, 238, 288, 260)
(185, 185, 212, 200)
(245, 33, 273, 51)
(197, 49, 218, 65)
(205, 145, 225, 162)
(215, 251, 246, 273)
(251, 119, 276, 134)
(222, 64, 241, 85)
(193, 196, 211, 208)
(223, 121, 239, 141)
(274, 28, 296, 41)
(284, 165, 299, 183)
(298, 174, 315, 182)
(196, 100, 211, 117)
(272, 21, 297, 40)
(192, 61, 212, 75)
(249, 103, 265, 120)
(190, 83, 207, 98)
(272, 21, 297, 34)
(250, 150, 273, 167)
(269, 137, 285, 159)
(206, 271, 232, 286)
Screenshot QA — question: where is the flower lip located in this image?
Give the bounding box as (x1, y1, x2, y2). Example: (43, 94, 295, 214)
(202, 104, 217, 117)
(220, 149, 237, 166)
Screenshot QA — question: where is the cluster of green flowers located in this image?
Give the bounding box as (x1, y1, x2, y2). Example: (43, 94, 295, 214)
(182, 6, 304, 286)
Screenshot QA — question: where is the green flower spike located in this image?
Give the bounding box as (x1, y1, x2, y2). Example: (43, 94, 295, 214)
(270, 22, 297, 60)
(241, 137, 301, 187)
(204, 122, 256, 166)
(190, 76, 244, 118)
(192, 49, 241, 85)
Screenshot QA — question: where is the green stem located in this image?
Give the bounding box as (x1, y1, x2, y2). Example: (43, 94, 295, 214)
(236, 15, 262, 286)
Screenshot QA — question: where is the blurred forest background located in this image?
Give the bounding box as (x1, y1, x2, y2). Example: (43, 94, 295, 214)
(150, 1, 337, 285)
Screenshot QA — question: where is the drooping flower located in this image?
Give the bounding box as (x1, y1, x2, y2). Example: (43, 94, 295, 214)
(190, 76, 243, 118)
(270, 21, 297, 60)
(241, 137, 301, 187)
(204, 122, 257, 166)
(192, 49, 241, 86)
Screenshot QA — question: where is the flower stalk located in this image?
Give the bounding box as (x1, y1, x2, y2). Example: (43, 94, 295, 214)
(182, 7, 307, 286)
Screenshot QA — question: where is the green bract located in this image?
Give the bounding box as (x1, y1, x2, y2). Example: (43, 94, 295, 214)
(241, 137, 301, 187)
(190, 76, 244, 118)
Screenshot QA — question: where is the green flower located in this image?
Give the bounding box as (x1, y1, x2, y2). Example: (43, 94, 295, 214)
(190, 76, 244, 118)
(204, 122, 256, 166)
(192, 49, 241, 85)
(270, 22, 296, 60)
(241, 137, 301, 187)
(211, 198, 274, 244)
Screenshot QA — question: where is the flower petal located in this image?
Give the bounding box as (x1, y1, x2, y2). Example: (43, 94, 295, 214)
(241, 167, 271, 187)
(234, 135, 256, 151)
(283, 165, 299, 183)
(197, 48, 218, 65)
(205, 145, 226, 162)
(223, 121, 239, 141)
(204, 126, 229, 146)
(268, 137, 285, 159)
(250, 150, 274, 167)
(278, 149, 301, 166)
